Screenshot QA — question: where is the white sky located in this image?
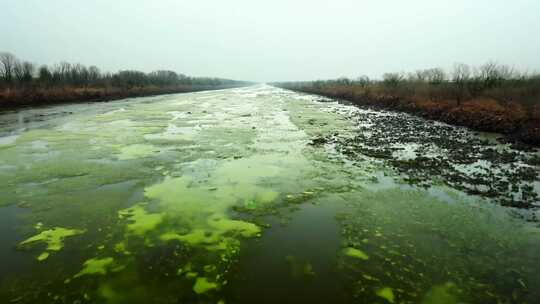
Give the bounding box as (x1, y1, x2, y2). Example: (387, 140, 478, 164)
(2, 0, 540, 82)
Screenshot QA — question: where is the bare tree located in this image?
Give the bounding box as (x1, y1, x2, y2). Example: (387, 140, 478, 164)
(336, 77, 352, 86)
(415, 70, 427, 82)
(22, 61, 35, 83)
(13, 60, 24, 82)
(355, 75, 371, 87)
(88, 66, 101, 84)
(478, 61, 504, 88)
(14, 61, 34, 83)
(70, 63, 88, 86)
(452, 63, 471, 105)
(38, 65, 53, 85)
(425, 68, 446, 85)
(382, 73, 404, 88)
(0, 52, 18, 83)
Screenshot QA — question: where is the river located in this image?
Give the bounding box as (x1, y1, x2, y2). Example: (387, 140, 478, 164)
(0, 85, 539, 303)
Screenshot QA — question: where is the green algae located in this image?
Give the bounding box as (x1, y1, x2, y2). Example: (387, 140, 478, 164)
(106, 154, 275, 300)
(244, 199, 257, 209)
(362, 274, 379, 282)
(143, 156, 285, 216)
(207, 215, 261, 238)
(343, 247, 369, 260)
(160, 229, 218, 246)
(144, 175, 212, 212)
(117, 144, 158, 160)
(0, 151, 153, 212)
(186, 272, 198, 279)
(193, 277, 219, 294)
(376, 287, 395, 303)
(158, 215, 260, 251)
(203, 264, 217, 273)
(15, 159, 93, 181)
(337, 187, 538, 303)
(74, 257, 115, 278)
(114, 241, 130, 255)
(139, 163, 270, 252)
(37, 252, 50, 261)
(18, 227, 85, 261)
(118, 204, 164, 236)
(421, 283, 459, 304)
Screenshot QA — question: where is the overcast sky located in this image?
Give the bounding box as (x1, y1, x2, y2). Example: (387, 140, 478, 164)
(2, 0, 540, 82)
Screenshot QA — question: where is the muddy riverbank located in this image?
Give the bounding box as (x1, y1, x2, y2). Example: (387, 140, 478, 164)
(0, 85, 539, 303)
(0, 85, 249, 111)
(277, 85, 540, 147)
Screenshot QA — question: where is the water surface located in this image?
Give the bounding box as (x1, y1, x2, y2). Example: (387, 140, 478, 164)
(0, 85, 539, 303)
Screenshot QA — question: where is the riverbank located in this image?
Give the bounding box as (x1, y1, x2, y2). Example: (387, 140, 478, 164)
(276, 84, 540, 147)
(0, 51, 253, 111)
(0, 85, 248, 111)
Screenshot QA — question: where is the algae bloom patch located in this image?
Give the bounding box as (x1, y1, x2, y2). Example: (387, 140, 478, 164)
(117, 144, 159, 160)
(421, 283, 459, 304)
(74, 257, 121, 278)
(18, 227, 85, 261)
(343, 247, 369, 260)
(118, 204, 164, 236)
(376, 287, 395, 303)
(193, 277, 219, 294)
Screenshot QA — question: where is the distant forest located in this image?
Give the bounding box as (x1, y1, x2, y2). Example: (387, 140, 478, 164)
(0, 52, 251, 108)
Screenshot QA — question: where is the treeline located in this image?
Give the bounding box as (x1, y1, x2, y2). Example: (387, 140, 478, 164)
(275, 62, 540, 145)
(282, 62, 540, 107)
(0, 52, 251, 108)
(0, 52, 249, 89)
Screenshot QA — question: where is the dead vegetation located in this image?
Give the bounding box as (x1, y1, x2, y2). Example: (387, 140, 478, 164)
(0, 51, 251, 109)
(275, 63, 540, 145)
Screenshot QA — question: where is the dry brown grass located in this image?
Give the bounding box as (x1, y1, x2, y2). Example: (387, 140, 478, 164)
(281, 83, 540, 145)
(0, 85, 206, 109)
